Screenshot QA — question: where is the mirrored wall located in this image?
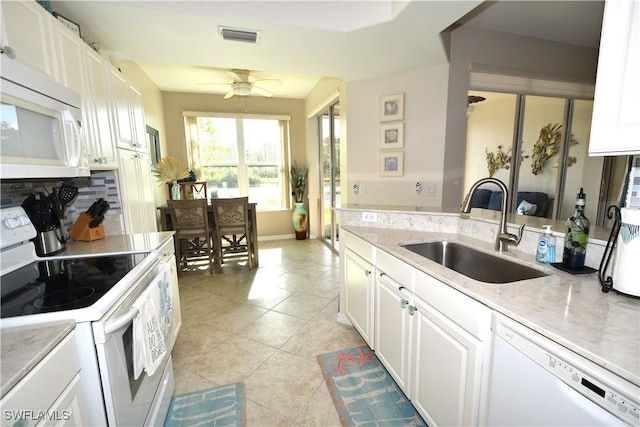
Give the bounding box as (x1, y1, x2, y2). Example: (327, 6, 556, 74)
(465, 90, 602, 222)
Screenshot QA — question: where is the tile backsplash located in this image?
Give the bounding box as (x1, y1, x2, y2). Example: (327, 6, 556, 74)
(0, 171, 123, 235)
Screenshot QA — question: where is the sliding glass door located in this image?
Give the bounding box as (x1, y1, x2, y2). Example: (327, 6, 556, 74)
(318, 102, 340, 251)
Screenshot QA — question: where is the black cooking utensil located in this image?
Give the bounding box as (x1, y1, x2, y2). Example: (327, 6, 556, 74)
(58, 185, 79, 208)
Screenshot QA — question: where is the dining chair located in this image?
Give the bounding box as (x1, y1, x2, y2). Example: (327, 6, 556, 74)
(212, 197, 254, 271)
(167, 199, 215, 275)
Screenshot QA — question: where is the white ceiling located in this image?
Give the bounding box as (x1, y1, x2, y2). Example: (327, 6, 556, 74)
(51, 0, 604, 99)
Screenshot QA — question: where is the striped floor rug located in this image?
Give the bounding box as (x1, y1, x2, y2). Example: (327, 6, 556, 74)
(164, 382, 245, 426)
(317, 346, 427, 427)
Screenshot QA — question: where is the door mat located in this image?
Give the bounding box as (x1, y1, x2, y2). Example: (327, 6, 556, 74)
(164, 382, 245, 427)
(317, 346, 427, 427)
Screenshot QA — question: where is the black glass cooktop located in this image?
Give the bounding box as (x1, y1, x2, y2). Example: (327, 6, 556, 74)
(1, 253, 147, 318)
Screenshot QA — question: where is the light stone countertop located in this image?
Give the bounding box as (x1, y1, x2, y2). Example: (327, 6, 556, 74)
(342, 224, 640, 387)
(0, 321, 75, 398)
(60, 231, 175, 257)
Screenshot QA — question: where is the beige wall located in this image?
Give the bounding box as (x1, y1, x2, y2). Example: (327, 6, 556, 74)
(161, 91, 306, 238)
(345, 65, 449, 207)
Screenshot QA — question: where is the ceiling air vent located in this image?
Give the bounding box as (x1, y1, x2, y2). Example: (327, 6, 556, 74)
(219, 26, 260, 43)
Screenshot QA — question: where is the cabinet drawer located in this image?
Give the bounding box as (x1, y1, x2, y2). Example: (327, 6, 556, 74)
(414, 270, 491, 341)
(1, 332, 80, 417)
(343, 231, 375, 264)
(376, 249, 413, 290)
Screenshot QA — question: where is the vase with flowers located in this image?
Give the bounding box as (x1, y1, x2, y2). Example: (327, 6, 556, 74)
(152, 156, 191, 200)
(290, 162, 308, 240)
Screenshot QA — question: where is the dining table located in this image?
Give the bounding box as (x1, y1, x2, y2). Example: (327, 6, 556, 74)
(157, 200, 259, 267)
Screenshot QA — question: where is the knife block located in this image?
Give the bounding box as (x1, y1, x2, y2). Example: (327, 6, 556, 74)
(69, 212, 105, 241)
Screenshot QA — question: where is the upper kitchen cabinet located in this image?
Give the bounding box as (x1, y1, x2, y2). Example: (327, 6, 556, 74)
(0, 0, 57, 80)
(589, 0, 640, 156)
(83, 50, 118, 168)
(110, 69, 149, 154)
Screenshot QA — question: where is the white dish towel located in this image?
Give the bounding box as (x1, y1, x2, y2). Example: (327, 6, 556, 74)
(132, 282, 167, 380)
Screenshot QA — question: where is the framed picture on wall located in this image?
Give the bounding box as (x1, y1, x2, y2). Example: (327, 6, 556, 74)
(379, 93, 404, 122)
(380, 123, 404, 149)
(380, 151, 404, 177)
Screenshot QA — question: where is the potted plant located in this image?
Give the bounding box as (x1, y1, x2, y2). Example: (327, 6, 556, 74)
(152, 156, 191, 200)
(290, 162, 308, 240)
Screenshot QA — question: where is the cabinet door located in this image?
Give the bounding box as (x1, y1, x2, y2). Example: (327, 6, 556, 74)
(589, 0, 640, 156)
(110, 69, 137, 150)
(411, 297, 484, 427)
(375, 271, 412, 394)
(0, 0, 57, 79)
(84, 50, 118, 168)
(117, 150, 157, 234)
(129, 85, 149, 153)
(344, 249, 374, 346)
(36, 375, 87, 427)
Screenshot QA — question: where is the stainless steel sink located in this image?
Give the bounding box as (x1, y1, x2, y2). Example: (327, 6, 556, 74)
(401, 241, 549, 284)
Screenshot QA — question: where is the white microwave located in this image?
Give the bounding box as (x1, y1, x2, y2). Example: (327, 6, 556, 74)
(0, 56, 89, 179)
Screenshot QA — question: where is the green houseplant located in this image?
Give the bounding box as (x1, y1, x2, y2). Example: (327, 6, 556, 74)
(290, 162, 308, 239)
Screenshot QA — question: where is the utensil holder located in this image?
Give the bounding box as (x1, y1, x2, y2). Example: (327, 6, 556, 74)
(69, 212, 105, 241)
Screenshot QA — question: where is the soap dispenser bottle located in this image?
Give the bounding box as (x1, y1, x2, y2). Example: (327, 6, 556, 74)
(536, 225, 556, 264)
(562, 188, 590, 270)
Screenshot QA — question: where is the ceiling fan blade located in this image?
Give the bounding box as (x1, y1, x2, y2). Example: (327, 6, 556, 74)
(252, 86, 273, 98)
(229, 69, 250, 82)
(223, 89, 236, 99)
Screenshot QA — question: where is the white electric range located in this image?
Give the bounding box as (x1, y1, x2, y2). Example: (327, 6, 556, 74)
(0, 206, 180, 426)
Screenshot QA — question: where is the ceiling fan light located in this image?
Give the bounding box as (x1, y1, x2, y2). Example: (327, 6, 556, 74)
(234, 82, 252, 96)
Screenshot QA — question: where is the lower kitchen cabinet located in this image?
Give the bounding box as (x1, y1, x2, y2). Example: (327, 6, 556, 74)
(344, 248, 375, 347)
(411, 296, 484, 426)
(0, 331, 88, 427)
(375, 269, 413, 394)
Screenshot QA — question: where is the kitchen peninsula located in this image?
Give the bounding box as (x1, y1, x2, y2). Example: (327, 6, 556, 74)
(338, 204, 640, 425)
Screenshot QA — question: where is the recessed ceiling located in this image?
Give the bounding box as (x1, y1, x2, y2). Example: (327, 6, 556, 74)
(51, 0, 603, 99)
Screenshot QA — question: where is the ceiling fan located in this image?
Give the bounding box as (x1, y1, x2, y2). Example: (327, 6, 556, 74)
(199, 69, 281, 99)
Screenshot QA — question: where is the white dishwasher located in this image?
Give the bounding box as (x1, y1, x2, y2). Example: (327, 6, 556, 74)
(483, 313, 639, 426)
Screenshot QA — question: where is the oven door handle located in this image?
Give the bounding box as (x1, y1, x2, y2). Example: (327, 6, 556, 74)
(104, 307, 139, 334)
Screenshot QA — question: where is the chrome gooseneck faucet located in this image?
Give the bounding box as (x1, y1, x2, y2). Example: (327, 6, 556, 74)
(460, 177, 524, 252)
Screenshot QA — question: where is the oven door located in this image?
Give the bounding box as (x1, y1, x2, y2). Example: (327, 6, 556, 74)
(92, 258, 178, 426)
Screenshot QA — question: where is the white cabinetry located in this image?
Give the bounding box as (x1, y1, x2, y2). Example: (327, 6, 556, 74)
(81, 49, 118, 168)
(375, 269, 413, 393)
(589, 0, 640, 156)
(111, 69, 148, 153)
(0, 331, 88, 426)
(118, 149, 157, 234)
(343, 231, 375, 347)
(0, 0, 57, 79)
(411, 269, 491, 426)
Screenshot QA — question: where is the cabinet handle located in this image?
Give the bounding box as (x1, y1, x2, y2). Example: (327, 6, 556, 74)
(400, 299, 409, 308)
(379, 272, 386, 277)
(408, 305, 417, 315)
(398, 286, 404, 291)
(365, 270, 372, 277)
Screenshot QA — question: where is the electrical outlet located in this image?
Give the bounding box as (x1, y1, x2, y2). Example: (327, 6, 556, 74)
(352, 184, 359, 195)
(362, 212, 377, 222)
(424, 183, 436, 196)
(415, 181, 422, 194)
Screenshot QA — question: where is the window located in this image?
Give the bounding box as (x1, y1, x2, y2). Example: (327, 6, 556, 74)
(185, 113, 290, 210)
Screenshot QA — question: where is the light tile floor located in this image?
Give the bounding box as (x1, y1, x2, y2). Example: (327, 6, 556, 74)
(171, 238, 366, 426)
